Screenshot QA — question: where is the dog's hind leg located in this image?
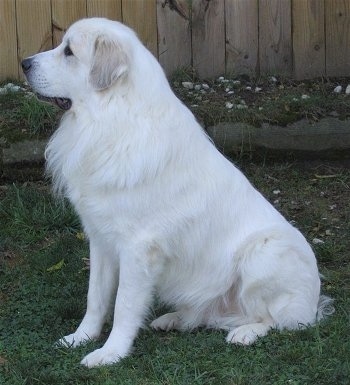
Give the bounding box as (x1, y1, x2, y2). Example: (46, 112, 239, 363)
(151, 306, 205, 332)
(226, 322, 272, 345)
(225, 227, 320, 345)
(150, 312, 182, 331)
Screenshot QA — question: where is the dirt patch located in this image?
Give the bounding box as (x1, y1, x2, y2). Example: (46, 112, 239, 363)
(172, 74, 350, 127)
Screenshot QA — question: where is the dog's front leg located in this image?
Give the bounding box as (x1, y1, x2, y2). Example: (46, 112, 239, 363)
(58, 239, 119, 347)
(81, 245, 162, 367)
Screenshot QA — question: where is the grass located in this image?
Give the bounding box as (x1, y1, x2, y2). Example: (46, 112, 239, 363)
(0, 82, 60, 144)
(0, 162, 349, 385)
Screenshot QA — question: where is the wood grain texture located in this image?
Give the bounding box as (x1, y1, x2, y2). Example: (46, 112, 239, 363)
(225, 0, 258, 76)
(192, 0, 225, 79)
(259, 0, 292, 76)
(52, 0, 87, 46)
(0, 0, 18, 79)
(293, 0, 325, 80)
(16, 0, 52, 78)
(122, 0, 158, 57)
(326, 0, 350, 77)
(87, 0, 122, 20)
(156, 0, 191, 75)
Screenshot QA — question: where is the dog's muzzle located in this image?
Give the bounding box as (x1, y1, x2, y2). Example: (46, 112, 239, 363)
(21, 57, 72, 111)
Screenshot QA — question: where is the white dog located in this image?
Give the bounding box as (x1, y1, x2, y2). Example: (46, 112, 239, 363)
(22, 18, 332, 368)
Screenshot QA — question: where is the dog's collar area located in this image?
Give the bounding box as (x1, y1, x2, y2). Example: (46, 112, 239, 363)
(36, 94, 72, 110)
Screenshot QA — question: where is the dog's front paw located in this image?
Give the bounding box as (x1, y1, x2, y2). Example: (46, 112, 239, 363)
(56, 331, 96, 348)
(81, 348, 122, 367)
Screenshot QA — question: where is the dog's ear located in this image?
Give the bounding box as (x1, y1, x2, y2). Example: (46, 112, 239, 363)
(89, 35, 128, 90)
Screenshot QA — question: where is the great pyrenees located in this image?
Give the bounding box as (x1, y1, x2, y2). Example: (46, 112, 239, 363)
(22, 18, 332, 367)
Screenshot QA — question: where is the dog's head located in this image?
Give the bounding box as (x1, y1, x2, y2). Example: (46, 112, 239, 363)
(22, 18, 133, 111)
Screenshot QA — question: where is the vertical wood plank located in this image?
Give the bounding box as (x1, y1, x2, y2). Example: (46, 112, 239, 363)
(293, 0, 325, 80)
(0, 0, 18, 80)
(192, 0, 225, 79)
(326, 0, 350, 77)
(156, 0, 191, 75)
(87, 0, 122, 20)
(259, 0, 292, 76)
(225, 0, 258, 76)
(122, 0, 158, 57)
(16, 0, 52, 79)
(52, 0, 87, 46)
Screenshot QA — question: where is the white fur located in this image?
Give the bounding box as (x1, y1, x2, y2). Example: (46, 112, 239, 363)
(23, 18, 332, 368)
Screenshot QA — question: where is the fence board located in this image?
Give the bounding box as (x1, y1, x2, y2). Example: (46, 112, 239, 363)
(326, 0, 350, 77)
(1, 0, 350, 82)
(16, 0, 52, 78)
(156, 0, 191, 75)
(192, 0, 225, 79)
(259, 0, 292, 75)
(0, 0, 18, 79)
(293, 0, 325, 80)
(52, 0, 87, 47)
(122, 0, 158, 57)
(87, 0, 122, 20)
(225, 0, 258, 76)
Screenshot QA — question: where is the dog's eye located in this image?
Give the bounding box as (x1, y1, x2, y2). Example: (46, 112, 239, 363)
(64, 45, 74, 57)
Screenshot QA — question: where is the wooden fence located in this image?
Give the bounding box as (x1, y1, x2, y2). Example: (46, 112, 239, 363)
(1, 0, 350, 81)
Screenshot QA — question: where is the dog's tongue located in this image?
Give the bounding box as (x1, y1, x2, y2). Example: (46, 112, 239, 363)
(55, 98, 72, 110)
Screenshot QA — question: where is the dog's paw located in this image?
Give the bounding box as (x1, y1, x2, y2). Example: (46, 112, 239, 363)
(56, 331, 95, 348)
(226, 323, 271, 345)
(81, 348, 122, 368)
(150, 312, 180, 332)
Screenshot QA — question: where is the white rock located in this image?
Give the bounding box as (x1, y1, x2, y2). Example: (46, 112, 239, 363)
(301, 94, 310, 99)
(194, 84, 201, 91)
(227, 91, 234, 95)
(334, 85, 342, 93)
(232, 80, 241, 85)
(312, 238, 325, 245)
(182, 81, 194, 90)
(0, 82, 22, 94)
(346, 85, 350, 94)
(246, 86, 252, 91)
(225, 102, 234, 109)
(273, 189, 281, 195)
(255, 87, 262, 92)
(270, 76, 278, 83)
(202, 83, 210, 90)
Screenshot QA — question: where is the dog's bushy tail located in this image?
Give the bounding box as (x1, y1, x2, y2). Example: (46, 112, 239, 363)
(316, 295, 335, 322)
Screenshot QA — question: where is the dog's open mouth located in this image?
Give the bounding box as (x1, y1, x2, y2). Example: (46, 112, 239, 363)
(37, 94, 72, 110)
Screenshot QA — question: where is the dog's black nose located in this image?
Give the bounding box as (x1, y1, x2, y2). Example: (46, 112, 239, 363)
(21, 58, 32, 74)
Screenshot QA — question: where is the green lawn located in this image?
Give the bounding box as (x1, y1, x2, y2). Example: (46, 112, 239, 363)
(1, 161, 349, 385)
